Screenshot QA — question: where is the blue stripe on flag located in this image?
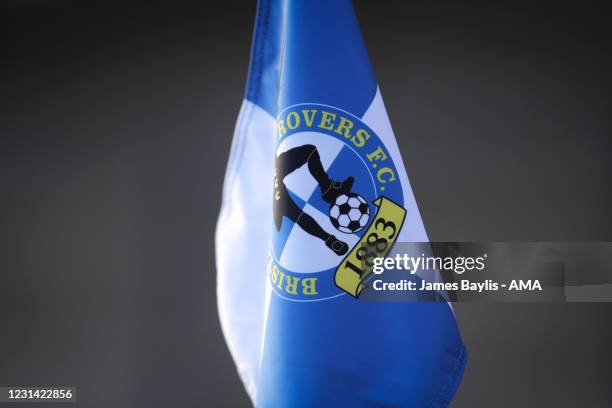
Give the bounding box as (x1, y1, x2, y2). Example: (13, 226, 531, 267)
(245, 0, 282, 116)
(279, 0, 377, 116)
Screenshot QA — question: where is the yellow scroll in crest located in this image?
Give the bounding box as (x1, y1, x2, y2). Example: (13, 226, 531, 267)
(334, 197, 406, 297)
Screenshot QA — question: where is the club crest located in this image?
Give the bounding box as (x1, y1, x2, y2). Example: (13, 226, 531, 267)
(270, 104, 406, 301)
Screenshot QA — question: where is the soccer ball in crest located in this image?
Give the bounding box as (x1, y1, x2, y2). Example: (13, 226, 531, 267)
(329, 193, 370, 234)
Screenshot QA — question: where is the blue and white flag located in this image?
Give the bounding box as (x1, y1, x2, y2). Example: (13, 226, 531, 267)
(216, 1, 467, 406)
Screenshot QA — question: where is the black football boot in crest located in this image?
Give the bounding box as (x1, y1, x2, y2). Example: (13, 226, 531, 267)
(325, 235, 349, 256)
(321, 176, 354, 204)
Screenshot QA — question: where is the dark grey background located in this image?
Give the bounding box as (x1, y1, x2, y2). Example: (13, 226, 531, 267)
(1, 1, 610, 407)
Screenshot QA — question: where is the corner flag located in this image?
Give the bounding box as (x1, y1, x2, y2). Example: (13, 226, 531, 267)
(216, 1, 467, 406)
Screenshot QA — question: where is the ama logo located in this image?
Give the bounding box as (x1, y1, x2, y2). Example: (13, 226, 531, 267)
(270, 104, 407, 301)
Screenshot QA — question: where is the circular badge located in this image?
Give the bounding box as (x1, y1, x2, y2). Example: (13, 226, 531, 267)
(270, 104, 406, 301)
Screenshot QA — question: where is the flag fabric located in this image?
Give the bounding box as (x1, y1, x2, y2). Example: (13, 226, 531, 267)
(216, 0, 467, 406)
